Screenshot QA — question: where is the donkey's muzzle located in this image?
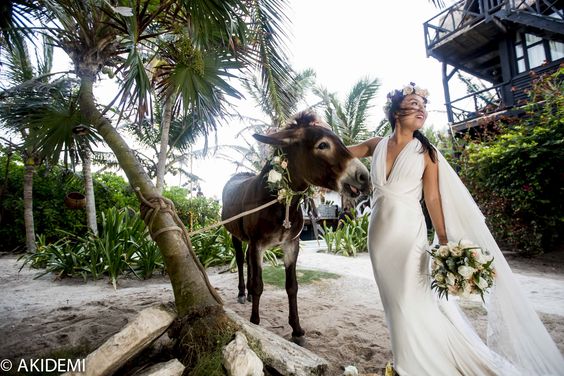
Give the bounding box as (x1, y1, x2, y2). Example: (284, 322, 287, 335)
(341, 159, 371, 198)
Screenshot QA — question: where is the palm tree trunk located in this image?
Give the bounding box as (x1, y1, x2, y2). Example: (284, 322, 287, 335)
(156, 95, 173, 193)
(77, 71, 221, 316)
(81, 144, 98, 235)
(23, 154, 36, 252)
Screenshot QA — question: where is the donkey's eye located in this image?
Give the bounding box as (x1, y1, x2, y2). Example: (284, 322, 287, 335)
(317, 142, 330, 150)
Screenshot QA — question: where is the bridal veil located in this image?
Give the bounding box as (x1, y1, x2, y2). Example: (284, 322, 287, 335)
(435, 149, 564, 375)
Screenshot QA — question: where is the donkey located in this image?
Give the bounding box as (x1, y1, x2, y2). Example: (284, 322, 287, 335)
(221, 111, 371, 345)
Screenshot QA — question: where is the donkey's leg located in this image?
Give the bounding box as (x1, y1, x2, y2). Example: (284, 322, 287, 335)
(233, 237, 246, 304)
(283, 238, 305, 345)
(246, 245, 252, 302)
(247, 242, 264, 325)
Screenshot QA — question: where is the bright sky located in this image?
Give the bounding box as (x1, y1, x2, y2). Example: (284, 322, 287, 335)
(191, 0, 459, 199)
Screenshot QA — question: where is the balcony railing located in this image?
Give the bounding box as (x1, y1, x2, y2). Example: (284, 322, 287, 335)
(424, 0, 483, 51)
(424, 0, 563, 52)
(448, 83, 505, 124)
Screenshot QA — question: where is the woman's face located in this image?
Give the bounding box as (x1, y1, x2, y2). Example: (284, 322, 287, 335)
(395, 94, 427, 131)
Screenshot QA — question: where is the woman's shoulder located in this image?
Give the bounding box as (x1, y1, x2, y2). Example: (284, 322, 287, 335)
(348, 136, 384, 158)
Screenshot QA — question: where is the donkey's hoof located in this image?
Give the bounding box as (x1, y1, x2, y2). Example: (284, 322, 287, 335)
(247, 295, 252, 303)
(291, 335, 306, 347)
(237, 295, 246, 304)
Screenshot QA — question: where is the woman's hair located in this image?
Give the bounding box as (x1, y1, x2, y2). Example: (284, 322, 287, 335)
(384, 83, 437, 163)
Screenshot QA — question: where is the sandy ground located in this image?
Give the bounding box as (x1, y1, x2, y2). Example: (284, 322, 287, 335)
(1, 241, 563, 375)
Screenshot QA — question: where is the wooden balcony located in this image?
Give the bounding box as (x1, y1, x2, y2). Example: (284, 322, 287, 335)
(424, 0, 564, 83)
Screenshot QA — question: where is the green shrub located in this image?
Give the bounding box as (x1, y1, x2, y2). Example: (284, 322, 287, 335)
(458, 67, 563, 254)
(321, 209, 369, 256)
(0, 160, 139, 253)
(20, 207, 164, 286)
(163, 187, 221, 230)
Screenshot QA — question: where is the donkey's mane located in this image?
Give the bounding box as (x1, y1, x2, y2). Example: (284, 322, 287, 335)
(284, 110, 324, 130)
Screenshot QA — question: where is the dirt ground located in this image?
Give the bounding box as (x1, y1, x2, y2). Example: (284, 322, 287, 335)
(1, 242, 563, 375)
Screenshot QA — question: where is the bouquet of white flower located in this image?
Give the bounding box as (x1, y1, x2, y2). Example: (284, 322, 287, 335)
(429, 240, 495, 301)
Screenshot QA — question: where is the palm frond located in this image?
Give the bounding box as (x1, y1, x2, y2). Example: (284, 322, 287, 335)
(0, 0, 42, 50)
(247, 0, 295, 125)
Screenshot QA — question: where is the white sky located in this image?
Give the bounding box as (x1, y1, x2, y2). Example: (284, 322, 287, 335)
(191, 0, 459, 199)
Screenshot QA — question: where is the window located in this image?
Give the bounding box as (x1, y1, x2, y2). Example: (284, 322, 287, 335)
(549, 40, 564, 61)
(513, 33, 561, 73)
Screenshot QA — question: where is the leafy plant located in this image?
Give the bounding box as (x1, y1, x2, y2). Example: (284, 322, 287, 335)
(191, 226, 235, 268)
(458, 67, 563, 254)
(320, 210, 369, 256)
(163, 187, 221, 230)
(191, 225, 283, 270)
(19, 236, 88, 280)
(19, 207, 164, 286)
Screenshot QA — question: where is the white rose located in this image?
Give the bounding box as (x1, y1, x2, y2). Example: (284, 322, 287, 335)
(280, 160, 288, 169)
(450, 246, 463, 257)
(403, 86, 414, 95)
(478, 252, 494, 264)
(435, 272, 445, 283)
(438, 245, 450, 258)
(433, 258, 443, 271)
(476, 277, 489, 290)
(272, 156, 281, 164)
(458, 265, 476, 279)
(277, 188, 287, 201)
(446, 272, 457, 286)
(267, 169, 282, 183)
(416, 88, 429, 98)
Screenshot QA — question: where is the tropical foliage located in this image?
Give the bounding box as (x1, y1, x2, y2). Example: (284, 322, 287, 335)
(315, 77, 381, 146)
(321, 209, 370, 257)
(20, 207, 163, 288)
(458, 68, 563, 254)
(0, 0, 300, 317)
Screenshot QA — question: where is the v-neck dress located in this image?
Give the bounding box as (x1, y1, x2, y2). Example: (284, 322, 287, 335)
(367, 136, 521, 375)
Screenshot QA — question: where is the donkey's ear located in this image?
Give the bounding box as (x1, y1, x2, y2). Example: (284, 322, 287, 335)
(253, 130, 296, 146)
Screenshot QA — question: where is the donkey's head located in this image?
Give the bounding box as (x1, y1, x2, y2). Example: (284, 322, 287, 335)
(253, 111, 370, 197)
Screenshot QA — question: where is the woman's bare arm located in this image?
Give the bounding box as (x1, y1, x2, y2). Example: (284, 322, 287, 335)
(348, 137, 382, 158)
(423, 154, 448, 244)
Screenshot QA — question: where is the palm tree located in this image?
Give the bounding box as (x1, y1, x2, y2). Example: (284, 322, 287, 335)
(124, 104, 209, 187)
(0, 34, 102, 238)
(243, 68, 317, 128)
(315, 77, 381, 146)
(314, 77, 381, 210)
(3, 0, 296, 323)
(0, 33, 98, 249)
(214, 68, 317, 173)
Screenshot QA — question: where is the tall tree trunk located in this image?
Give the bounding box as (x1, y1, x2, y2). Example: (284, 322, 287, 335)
(77, 71, 221, 316)
(23, 154, 36, 252)
(156, 95, 174, 193)
(81, 144, 98, 235)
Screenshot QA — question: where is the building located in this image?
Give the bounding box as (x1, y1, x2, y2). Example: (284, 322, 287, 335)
(423, 0, 563, 135)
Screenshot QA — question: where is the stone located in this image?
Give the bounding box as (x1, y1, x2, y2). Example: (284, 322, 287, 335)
(225, 308, 328, 376)
(136, 358, 185, 376)
(222, 331, 264, 376)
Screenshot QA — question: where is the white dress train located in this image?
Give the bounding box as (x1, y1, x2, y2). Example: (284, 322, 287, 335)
(367, 136, 564, 376)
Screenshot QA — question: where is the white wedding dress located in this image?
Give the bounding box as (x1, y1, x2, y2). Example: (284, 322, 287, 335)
(367, 136, 564, 376)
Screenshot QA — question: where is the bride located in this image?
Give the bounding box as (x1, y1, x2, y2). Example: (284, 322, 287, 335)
(348, 83, 564, 375)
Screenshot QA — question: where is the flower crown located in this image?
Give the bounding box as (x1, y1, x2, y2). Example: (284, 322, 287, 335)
(383, 82, 429, 116)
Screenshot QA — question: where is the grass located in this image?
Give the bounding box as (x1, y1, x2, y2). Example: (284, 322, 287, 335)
(261, 265, 340, 289)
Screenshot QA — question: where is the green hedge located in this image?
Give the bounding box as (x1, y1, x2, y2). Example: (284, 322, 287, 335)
(0, 158, 222, 253)
(458, 67, 563, 255)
